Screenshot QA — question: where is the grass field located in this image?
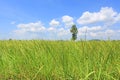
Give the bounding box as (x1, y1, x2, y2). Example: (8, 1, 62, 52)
(0, 40, 120, 80)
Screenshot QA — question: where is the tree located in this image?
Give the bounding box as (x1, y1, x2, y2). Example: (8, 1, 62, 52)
(70, 24, 78, 41)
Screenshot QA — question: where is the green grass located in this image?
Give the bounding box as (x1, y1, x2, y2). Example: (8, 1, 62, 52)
(0, 40, 120, 80)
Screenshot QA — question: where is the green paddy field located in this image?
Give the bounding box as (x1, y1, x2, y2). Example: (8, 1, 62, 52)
(0, 40, 120, 80)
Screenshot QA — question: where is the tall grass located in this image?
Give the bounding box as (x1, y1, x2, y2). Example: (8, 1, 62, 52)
(0, 40, 120, 80)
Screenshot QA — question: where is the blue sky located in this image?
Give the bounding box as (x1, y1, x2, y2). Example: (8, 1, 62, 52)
(0, 0, 120, 40)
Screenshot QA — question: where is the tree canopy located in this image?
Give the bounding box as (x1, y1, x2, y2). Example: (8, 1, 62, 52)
(70, 24, 78, 41)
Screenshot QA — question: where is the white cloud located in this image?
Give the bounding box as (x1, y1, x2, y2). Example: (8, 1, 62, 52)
(62, 15, 73, 22)
(77, 7, 120, 25)
(49, 19, 60, 27)
(58, 28, 70, 36)
(13, 21, 71, 40)
(77, 26, 116, 39)
(78, 26, 103, 38)
(78, 26, 102, 32)
(11, 8, 120, 40)
(47, 27, 56, 32)
(89, 32, 97, 37)
(14, 29, 26, 34)
(105, 29, 115, 36)
(115, 14, 120, 22)
(76, 7, 120, 40)
(62, 15, 74, 27)
(16, 21, 46, 33)
(89, 29, 115, 37)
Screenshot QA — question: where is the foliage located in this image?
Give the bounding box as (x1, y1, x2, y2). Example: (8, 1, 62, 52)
(0, 40, 120, 80)
(70, 24, 78, 41)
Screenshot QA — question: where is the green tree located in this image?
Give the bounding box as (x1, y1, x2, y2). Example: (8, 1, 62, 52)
(70, 24, 78, 41)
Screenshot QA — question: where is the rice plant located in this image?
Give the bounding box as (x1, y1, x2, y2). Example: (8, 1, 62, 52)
(0, 40, 119, 80)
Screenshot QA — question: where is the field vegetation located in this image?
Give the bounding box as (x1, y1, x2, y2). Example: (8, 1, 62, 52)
(0, 40, 120, 80)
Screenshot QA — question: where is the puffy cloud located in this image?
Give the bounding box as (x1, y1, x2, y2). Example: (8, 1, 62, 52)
(11, 8, 120, 40)
(115, 14, 120, 22)
(13, 21, 71, 40)
(62, 15, 74, 27)
(105, 29, 115, 36)
(49, 19, 60, 27)
(77, 29, 116, 40)
(77, 25, 116, 39)
(58, 28, 70, 36)
(47, 27, 56, 32)
(77, 7, 120, 25)
(78, 26, 102, 38)
(88, 29, 114, 37)
(76, 7, 120, 40)
(16, 21, 46, 33)
(89, 32, 97, 37)
(62, 15, 73, 22)
(14, 29, 26, 34)
(78, 26, 102, 32)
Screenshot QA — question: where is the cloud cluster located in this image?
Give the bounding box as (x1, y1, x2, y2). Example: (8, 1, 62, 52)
(77, 7, 120, 25)
(49, 19, 60, 27)
(62, 15, 74, 27)
(78, 26, 102, 32)
(76, 7, 120, 40)
(12, 7, 120, 40)
(13, 20, 71, 40)
(14, 21, 46, 34)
